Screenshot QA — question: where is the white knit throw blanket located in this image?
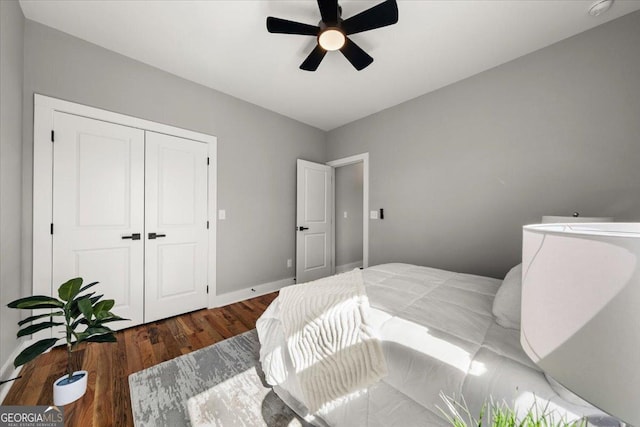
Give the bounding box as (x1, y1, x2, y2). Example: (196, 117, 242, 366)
(279, 269, 387, 413)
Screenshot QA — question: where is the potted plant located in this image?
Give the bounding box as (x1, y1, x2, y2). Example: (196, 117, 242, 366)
(7, 277, 128, 405)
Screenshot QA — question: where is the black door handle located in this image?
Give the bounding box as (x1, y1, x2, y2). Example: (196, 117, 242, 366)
(122, 233, 141, 240)
(298, 226, 309, 231)
(148, 232, 167, 239)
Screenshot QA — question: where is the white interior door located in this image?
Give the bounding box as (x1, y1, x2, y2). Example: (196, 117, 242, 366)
(52, 112, 144, 328)
(144, 131, 209, 322)
(296, 159, 334, 283)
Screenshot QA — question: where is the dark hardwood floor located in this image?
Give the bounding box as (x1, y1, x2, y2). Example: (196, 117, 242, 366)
(2, 292, 278, 426)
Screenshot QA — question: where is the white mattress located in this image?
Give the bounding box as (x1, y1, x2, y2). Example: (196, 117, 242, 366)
(257, 263, 614, 426)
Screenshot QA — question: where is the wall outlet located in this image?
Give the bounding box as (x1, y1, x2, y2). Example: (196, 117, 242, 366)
(370, 210, 379, 219)
(343, 211, 348, 218)
(218, 209, 226, 220)
(287, 259, 293, 268)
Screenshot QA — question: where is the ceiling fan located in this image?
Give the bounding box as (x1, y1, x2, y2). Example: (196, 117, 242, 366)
(266, 0, 399, 71)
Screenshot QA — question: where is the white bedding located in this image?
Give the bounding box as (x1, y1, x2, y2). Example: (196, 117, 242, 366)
(257, 263, 615, 426)
(278, 269, 387, 412)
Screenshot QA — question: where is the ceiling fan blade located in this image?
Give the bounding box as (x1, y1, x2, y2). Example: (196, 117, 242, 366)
(317, 0, 339, 25)
(342, 0, 398, 35)
(300, 45, 327, 71)
(340, 37, 373, 71)
(266, 17, 320, 36)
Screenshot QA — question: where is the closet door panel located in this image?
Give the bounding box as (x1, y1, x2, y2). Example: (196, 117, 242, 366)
(52, 112, 145, 328)
(144, 131, 209, 322)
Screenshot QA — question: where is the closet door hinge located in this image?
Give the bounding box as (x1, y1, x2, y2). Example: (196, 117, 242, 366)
(50, 223, 54, 235)
(206, 285, 209, 294)
(207, 157, 210, 166)
(51, 130, 55, 142)
(206, 220, 209, 229)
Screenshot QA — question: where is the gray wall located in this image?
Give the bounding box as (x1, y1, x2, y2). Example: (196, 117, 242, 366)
(327, 11, 640, 279)
(22, 20, 326, 297)
(0, 0, 25, 371)
(335, 163, 363, 267)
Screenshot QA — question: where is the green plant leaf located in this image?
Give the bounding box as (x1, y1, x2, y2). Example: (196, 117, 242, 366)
(95, 311, 109, 320)
(72, 310, 126, 329)
(77, 298, 93, 322)
(18, 311, 64, 326)
(78, 281, 99, 293)
(93, 299, 115, 314)
(71, 318, 89, 329)
(58, 278, 83, 302)
(17, 321, 64, 338)
(77, 295, 105, 320)
(84, 333, 117, 343)
(95, 310, 120, 320)
(89, 295, 103, 304)
(86, 326, 112, 336)
(76, 326, 113, 343)
(100, 318, 130, 324)
(7, 295, 64, 309)
(69, 293, 96, 318)
(13, 338, 59, 368)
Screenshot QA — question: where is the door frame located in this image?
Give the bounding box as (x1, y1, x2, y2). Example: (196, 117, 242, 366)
(33, 94, 218, 309)
(326, 153, 369, 269)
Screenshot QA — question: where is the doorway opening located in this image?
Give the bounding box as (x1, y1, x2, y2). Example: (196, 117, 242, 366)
(295, 153, 369, 284)
(327, 153, 369, 272)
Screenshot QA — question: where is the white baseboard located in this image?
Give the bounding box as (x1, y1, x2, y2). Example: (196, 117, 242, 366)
(336, 261, 363, 274)
(211, 277, 294, 308)
(0, 339, 31, 403)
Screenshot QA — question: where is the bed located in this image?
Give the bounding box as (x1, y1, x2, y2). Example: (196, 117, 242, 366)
(256, 263, 617, 426)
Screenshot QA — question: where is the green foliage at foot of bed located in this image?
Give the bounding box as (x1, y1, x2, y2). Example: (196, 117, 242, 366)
(438, 392, 587, 427)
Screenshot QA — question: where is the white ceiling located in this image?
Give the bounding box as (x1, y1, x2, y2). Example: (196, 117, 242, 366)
(19, 0, 640, 131)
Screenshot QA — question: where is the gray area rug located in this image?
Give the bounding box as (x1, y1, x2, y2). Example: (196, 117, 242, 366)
(129, 329, 310, 427)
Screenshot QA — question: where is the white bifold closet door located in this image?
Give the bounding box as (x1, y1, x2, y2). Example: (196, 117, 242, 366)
(52, 113, 208, 328)
(52, 112, 145, 326)
(144, 132, 209, 322)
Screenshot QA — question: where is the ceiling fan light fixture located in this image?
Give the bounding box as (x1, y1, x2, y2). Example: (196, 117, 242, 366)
(588, 0, 613, 16)
(266, 0, 398, 71)
(318, 28, 346, 51)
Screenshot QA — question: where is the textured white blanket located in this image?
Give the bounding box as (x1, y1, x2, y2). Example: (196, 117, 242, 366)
(278, 269, 387, 413)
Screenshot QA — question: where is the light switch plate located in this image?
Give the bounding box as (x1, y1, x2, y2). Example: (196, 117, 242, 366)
(343, 211, 348, 218)
(218, 209, 226, 220)
(370, 210, 379, 219)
